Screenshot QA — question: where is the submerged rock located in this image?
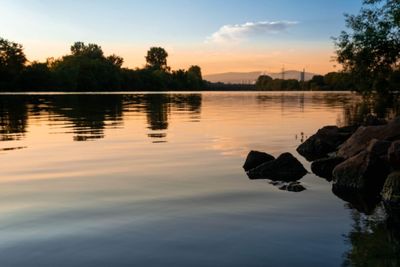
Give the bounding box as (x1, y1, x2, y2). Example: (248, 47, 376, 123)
(279, 182, 306, 192)
(311, 157, 345, 180)
(388, 141, 400, 170)
(248, 152, 308, 181)
(297, 126, 354, 161)
(382, 172, 400, 207)
(243, 150, 275, 171)
(338, 116, 400, 159)
(332, 150, 390, 192)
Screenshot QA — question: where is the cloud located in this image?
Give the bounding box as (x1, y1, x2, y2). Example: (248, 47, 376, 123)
(207, 21, 298, 44)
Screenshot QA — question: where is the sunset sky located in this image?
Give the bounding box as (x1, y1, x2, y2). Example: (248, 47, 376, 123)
(1, 0, 363, 75)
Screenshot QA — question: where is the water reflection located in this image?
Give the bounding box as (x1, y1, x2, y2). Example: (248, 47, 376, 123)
(1, 92, 400, 266)
(342, 207, 400, 267)
(0, 94, 202, 144)
(0, 96, 28, 141)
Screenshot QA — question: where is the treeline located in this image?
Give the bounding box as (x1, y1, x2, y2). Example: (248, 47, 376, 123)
(0, 38, 204, 91)
(255, 72, 355, 91)
(256, 71, 400, 91)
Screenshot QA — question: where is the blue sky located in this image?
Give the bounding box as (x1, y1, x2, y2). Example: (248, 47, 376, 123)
(0, 0, 363, 74)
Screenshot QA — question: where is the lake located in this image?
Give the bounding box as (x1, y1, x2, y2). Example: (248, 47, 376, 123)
(0, 92, 399, 267)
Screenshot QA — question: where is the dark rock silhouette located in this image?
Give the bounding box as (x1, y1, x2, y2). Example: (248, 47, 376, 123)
(311, 157, 345, 180)
(333, 150, 390, 192)
(243, 150, 275, 171)
(297, 125, 354, 161)
(366, 139, 392, 161)
(338, 117, 400, 159)
(248, 153, 308, 181)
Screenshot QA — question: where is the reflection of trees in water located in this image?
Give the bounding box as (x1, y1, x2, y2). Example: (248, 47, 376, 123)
(46, 95, 124, 141)
(0, 93, 202, 143)
(340, 94, 400, 126)
(123, 94, 202, 141)
(342, 207, 400, 267)
(0, 96, 28, 142)
(256, 92, 400, 128)
(256, 93, 361, 114)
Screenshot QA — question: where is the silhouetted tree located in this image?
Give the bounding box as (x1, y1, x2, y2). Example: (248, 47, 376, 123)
(0, 40, 204, 91)
(52, 42, 122, 91)
(145, 47, 169, 71)
(187, 65, 204, 89)
(335, 0, 400, 94)
(0, 38, 27, 89)
(20, 61, 53, 91)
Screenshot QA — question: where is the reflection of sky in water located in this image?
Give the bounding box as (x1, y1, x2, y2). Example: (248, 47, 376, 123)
(0, 92, 398, 266)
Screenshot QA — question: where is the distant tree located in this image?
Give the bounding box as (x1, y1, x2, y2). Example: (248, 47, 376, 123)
(0, 37, 27, 89)
(70, 42, 104, 59)
(187, 65, 204, 89)
(256, 75, 273, 90)
(107, 54, 124, 68)
(309, 75, 325, 90)
(145, 47, 169, 71)
(334, 0, 400, 94)
(324, 72, 354, 91)
(52, 42, 122, 91)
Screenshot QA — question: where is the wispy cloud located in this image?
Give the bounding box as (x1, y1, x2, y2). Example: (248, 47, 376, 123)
(206, 21, 298, 44)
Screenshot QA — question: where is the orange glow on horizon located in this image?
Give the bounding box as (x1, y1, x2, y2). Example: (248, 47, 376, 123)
(24, 41, 338, 76)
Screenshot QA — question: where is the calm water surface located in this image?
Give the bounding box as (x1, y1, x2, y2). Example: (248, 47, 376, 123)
(0, 92, 399, 266)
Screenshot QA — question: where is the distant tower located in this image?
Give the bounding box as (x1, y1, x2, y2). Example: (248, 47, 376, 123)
(281, 66, 285, 80)
(300, 68, 305, 82)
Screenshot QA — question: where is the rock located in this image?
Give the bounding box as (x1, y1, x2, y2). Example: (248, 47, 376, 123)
(243, 150, 275, 171)
(311, 157, 345, 180)
(388, 141, 400, 170)
(332, 150, 390, 192)
(297, 126, 354, 161)
(382, 172, 400, 206)
(367, 139, 392, 161)
(248, 153, 308, 181)
(338, 116, 400, 159)
(279, 182, 306, 192)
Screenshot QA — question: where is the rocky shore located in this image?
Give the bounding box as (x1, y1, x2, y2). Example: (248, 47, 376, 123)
(243, 115, 400, 212)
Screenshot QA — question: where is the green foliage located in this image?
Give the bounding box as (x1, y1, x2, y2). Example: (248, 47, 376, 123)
(335, 0, 400, 94)
(0, 38, 205, 91)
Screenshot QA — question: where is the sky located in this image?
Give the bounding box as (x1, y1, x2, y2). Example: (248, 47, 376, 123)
(0, 0, 363, 75)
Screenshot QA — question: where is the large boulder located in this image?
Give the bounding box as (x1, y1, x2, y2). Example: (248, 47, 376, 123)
(311, 157, 345, 180)
(248, 153, 308, 181)
(332, 150, 390, 192)
(297, 126, 354, 161)
(366, 139, 392, 161)
(243, 151, 275, 171)
(338, 117, 400, 159)
(382, 172, 400, 207)
(388, 141, 400, 170)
